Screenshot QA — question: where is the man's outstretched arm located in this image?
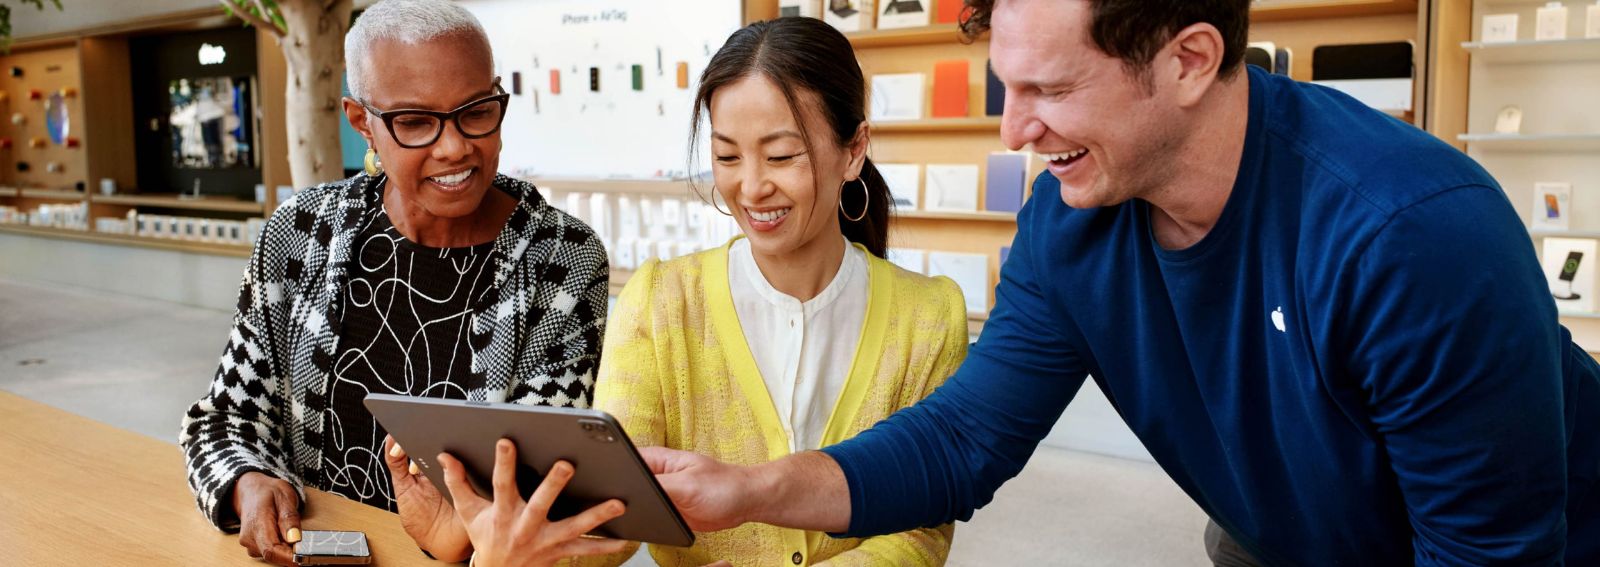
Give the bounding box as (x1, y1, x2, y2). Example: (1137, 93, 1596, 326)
(644, 195, 1089, 535)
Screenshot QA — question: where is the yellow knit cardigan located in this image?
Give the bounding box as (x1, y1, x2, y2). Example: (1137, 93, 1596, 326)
(592, 238, 970, 566)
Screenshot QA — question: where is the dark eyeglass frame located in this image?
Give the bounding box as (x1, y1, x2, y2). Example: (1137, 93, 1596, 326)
(359, 77, 511, 149)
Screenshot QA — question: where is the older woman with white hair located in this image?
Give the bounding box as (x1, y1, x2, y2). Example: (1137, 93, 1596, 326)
(178, 0, 621, 564)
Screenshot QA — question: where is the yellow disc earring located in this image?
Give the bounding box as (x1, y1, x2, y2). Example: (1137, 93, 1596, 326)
(363, 147, 384, 177)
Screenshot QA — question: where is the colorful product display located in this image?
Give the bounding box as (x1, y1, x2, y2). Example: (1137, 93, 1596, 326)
(931, 59, 969, 118)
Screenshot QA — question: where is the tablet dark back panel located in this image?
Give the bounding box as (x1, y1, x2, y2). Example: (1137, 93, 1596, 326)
(364, 394, 694, 547)
(1311, 41, 1413, 80)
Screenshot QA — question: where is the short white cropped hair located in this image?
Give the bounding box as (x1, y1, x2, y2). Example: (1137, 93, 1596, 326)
(345, 0, 492, 101)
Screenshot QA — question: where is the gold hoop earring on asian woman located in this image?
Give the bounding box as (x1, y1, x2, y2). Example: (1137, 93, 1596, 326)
(707, 187, 732, 217)
(840, 178, 869, 222)
(363, 146, 384, 176)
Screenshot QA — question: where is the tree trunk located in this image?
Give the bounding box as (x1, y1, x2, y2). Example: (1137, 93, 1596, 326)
(276, 0, 353, 189)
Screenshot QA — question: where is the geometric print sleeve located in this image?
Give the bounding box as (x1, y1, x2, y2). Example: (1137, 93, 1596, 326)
(505, 216, 610, 409)
(178, 205, 304, 533)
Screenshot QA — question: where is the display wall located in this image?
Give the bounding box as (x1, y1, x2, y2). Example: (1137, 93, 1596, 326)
(0, 44, 87, 191)
(129, 26, 261, 198)
(461, 0, 744, 180)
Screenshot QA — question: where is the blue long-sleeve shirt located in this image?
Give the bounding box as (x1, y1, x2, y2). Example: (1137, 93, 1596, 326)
(822, 67, 1600, 565)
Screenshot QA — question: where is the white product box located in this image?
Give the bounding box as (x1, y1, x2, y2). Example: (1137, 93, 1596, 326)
(1588, 2, 1600, 38)
(876, 163, 921, 209)
(1482, 13, 1520, 42)
(924, 164, 980, 212)
(823, 0, 875, 32)
(615, 238, 637, 270)
(661, 198, 684, 234)
(1534, 182, 1574, 231)
(779, 0, 821, 18)
(887, 247, 927, 274)
(870, 73, 926, 122)
(588, 194, 611, 243)
(927, 251, 990, 315)
(1537, 2, 1569, 41)
(617, 196, 641, 240)
(877, 0, 929, 29)
(634, 238, 657, 265)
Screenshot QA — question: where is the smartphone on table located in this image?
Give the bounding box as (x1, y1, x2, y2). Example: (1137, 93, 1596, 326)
(293, 530, 371, 565)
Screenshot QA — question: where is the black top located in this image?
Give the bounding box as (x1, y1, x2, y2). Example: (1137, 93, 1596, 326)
(321, 210, 495, 510)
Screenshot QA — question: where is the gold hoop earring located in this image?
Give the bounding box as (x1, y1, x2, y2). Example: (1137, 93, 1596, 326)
(707, 187, 732, 217)
(839, 179, 869, 222)
(363, 146, 384, 176)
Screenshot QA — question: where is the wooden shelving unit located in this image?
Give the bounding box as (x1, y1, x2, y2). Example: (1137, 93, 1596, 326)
(0, 224, 252, 258)
(1462, 38, 1600, 64)
(0, 187, 19, 198)
(1531, 229, 1600, 240)
(18, 188, 87, 201)
(92, 193, 267, 214)
(1458, 133, 1600, 152)
(523, 177, 700, 197)
(1249, 0, 1418, 22)
(898, 210, 1016, 222)
(872, 117, 1001, 134)
(845, 24, 968, 48)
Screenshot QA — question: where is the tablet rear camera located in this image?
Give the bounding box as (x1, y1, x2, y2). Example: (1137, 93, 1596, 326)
(579, 419, 616, 443)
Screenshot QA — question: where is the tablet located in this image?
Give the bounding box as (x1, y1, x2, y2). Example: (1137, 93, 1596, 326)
(364, 394, 694, 547)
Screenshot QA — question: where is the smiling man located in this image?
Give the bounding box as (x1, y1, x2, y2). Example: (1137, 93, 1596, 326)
(642, 0, 1600, 564)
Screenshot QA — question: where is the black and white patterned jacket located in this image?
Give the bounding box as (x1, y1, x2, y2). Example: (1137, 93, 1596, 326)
(179, 172, 609, 530)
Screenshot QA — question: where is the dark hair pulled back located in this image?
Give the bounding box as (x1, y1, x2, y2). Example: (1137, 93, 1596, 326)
(690, 16, 893, 257)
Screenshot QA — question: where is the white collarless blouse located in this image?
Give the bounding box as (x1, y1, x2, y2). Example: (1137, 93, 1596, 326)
(727, 237, 868, 453)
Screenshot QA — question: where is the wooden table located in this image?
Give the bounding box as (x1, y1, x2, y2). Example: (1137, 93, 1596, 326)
(0, 390, 442, 565)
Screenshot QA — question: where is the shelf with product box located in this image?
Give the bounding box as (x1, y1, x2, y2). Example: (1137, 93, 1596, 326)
(91, 193, 268, 214)
(1461, 0, 1600, 349)
(789, 0, 1027, 323)
(0, 12, 298, 264)
(870, 116, 1000, 133)
(1456, 133, 1600, 152)
(1462, 37, 1600, 63)
(0, 223, 253, 258)
(1248, 0, 1419, 22)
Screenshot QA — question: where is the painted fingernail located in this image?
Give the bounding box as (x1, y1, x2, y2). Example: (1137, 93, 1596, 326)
(286, 527, 301, 543)
(409, 461, 420, 475)
(389, 443, 402, 458)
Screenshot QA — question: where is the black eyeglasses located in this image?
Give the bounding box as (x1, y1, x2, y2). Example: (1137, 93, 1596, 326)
(360, 78, 510, 148)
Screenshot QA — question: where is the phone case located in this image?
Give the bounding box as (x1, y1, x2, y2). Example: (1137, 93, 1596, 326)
(293, 531, 371, 565)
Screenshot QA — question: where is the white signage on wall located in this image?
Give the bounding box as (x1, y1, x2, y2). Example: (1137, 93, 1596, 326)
(460, 0, 742, 180)
(198, 43, 227, 65)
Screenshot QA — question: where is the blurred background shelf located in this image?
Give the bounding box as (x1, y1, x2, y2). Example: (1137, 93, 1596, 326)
(872, 117, 1002, 134)
(1458, 133, 1600, 152)
(0, 224, 252, 258)
(1462, 38, 1600, 64)
(93, 194, 267, 214)
(1248, 0, 1418, 22)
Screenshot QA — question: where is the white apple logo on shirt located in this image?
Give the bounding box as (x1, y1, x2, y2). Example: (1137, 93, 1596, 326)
(1271, 306, 1286, 332)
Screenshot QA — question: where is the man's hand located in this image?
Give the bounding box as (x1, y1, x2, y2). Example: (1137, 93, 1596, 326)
(640, 447, 763, 532)
(383, 435, 470, 562)
(438, 438, 630, 567)
(232, 471, 302, 566)
(643, 447, 852, 533)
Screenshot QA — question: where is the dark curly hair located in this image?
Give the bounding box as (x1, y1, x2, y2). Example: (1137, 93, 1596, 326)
(960, 0, 1250, 82)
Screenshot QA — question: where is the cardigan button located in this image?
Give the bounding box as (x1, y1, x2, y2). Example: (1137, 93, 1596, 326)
(792, 551, 803, 564)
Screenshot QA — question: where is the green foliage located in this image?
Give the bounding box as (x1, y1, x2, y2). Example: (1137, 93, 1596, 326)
(220, 0, 287, 35)
(1, 0, 66, 53)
